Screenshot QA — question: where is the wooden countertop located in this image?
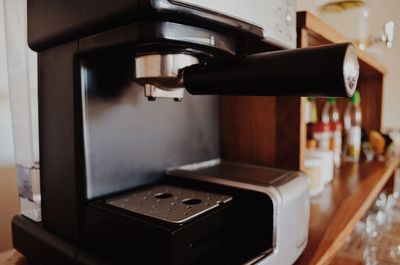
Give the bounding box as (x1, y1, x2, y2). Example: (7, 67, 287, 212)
(0, 250, 27, 265)
(295, 158, 400, 265)
(329, 255, 364, 265)
(4, 159, 399, 265)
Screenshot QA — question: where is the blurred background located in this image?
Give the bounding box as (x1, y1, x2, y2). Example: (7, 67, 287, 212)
(0, 0, 399, 253)
(0, 0, 19, 252)
(298, 0, 400, 130)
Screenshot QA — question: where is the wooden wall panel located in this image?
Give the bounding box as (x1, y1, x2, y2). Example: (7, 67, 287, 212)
(220, 95, 303, 170)
(275, 97, 303, 170)
(220, 96, 277, 166)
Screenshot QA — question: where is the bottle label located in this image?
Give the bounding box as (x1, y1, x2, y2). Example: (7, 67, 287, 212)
(347, 126, 361, 158)
(331, 131, 342, 167)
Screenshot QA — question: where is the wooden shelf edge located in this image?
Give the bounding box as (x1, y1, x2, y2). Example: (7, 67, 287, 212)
(0, 249, 27, 264)
(295, 158, 400, 265)
(330, 255, 363, 265)
(297, 11, 387, 75)
(311, 159, 400, 265)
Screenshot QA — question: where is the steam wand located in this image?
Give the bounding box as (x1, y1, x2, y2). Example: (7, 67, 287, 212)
(134, 43, 359, 101)
(184, 43, 358, 98)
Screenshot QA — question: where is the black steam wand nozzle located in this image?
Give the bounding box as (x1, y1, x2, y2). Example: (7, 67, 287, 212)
(183, 43, 359, 98)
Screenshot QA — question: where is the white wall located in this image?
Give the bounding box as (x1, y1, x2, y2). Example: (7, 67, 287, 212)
(297, 0, 400, 130)
(0, 0, 15, 166)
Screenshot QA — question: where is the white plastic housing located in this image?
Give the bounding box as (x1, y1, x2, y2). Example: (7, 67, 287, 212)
(174, 0, 297, 49)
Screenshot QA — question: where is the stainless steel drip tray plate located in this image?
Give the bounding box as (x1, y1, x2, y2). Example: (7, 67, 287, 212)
(106, 185, 232, 224)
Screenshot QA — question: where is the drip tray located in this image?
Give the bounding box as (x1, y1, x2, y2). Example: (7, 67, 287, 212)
(106, 185, 232, 224)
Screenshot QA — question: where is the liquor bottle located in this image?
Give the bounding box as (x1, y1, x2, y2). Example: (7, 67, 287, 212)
(322, 98, 342, 167)
(306, 97, 318, 149)
(344, 91, 362, 162)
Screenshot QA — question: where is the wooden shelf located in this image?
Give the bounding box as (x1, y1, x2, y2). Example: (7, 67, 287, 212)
(220, 12, 387, 172)
(219, 12, 396, 264)
(295, 159, 400, 265)
(297, 11, 387, 76)
(294, 11, 397, 265)
(0, 249, 27, 265)
(330, 255, 363, 265)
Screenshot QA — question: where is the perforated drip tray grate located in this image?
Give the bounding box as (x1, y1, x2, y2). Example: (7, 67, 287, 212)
(106, 185, 233, 224)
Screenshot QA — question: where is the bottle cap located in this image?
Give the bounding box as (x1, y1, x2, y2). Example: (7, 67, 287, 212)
(327, 98, 336, 103)
(350, 90, 361, 105)
(329, 122, 343, 132)
(314, 122, 330, 132)
(308, 97, 316, 102)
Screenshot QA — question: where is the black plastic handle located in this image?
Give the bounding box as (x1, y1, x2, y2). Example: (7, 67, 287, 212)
(183, 43, 359, 98)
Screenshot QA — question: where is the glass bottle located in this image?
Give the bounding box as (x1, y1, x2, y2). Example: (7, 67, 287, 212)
(306, 97, 318, 149)
(344, 91, 362, 162)
(322, 98, 342, 167)
(322, 98, 340, 124)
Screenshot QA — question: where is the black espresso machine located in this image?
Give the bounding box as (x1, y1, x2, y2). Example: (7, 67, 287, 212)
(11, 1, 360, 264)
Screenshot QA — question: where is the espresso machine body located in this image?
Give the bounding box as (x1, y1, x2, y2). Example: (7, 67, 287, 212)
(11, 1, 359, 264)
